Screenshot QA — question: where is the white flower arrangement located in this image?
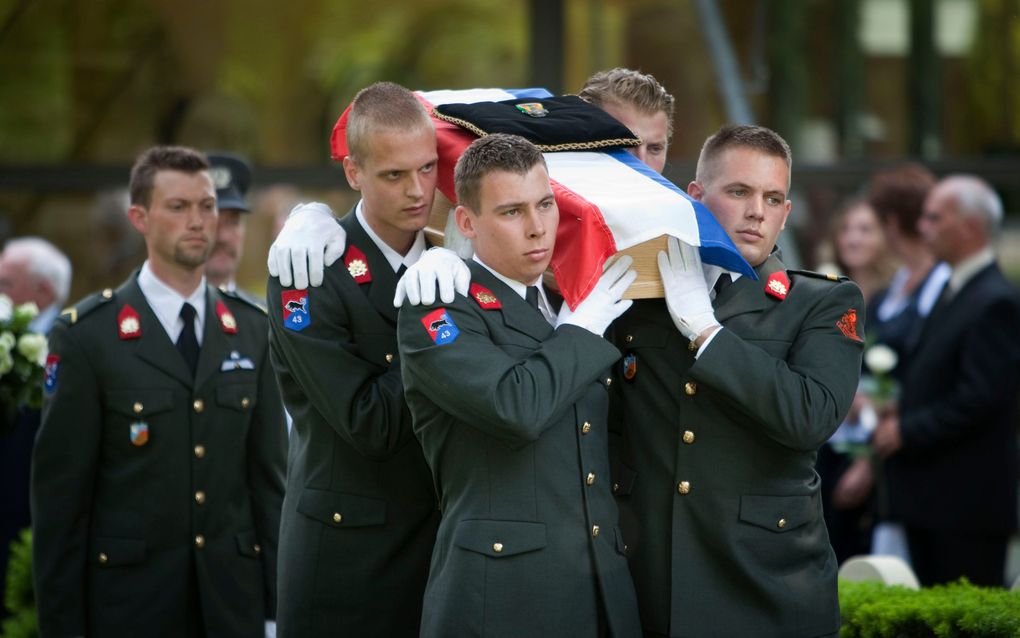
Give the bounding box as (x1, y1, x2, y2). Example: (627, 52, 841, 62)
(0, 294, 48, 413)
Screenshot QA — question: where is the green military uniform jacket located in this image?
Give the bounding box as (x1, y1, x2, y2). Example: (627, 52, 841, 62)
(398, 262, 642, 638)
(31, 274, 287, 638)
(610, 253, 864, 638)
(268, 209, 440, 637)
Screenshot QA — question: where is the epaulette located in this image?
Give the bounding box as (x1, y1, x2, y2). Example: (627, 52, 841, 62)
(788, 269, 848, 283)
(219, 286, 268, 315)
(59, 287, 116, 325)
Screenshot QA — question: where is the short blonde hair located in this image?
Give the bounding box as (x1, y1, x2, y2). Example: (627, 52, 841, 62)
(579, 68, 675, 141)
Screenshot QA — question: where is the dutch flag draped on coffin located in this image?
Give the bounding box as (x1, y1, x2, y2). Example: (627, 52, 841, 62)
(330, 87, 754, 309)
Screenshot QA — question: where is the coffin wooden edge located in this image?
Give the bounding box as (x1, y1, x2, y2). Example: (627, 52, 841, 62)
(428, 192, 665, 299)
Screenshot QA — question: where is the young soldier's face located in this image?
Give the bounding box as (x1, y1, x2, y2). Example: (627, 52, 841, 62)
(133, 169, 218, 271)
(602, 101, 669, 175)
(457, 164, 558, 285)
(688, 146, 791, 268)
(344, 125, 438, 253)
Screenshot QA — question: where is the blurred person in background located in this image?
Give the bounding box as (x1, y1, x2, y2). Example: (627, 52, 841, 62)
(0, 237, 71, 621)
(864, 163, 947, 560)
(815, 198, 897, 563)
(206, 153, 262, 306)
(873, 175, 1020, 587)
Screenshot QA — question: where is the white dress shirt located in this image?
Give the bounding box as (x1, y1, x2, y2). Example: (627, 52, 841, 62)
(355, 201, 427, 272)
(473, 256, 557, 326)
(137, 261, 207, 345)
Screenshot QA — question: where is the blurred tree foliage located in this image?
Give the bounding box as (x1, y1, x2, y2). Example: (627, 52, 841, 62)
(0, 0, 527, 164)
(964, 0, 1020, 154)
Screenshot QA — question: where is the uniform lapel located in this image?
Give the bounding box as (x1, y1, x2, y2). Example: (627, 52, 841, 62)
(714, 253, 784, 323)
(470, 263, 553, 341)
(118, 275, 194, 388)
(194, 286, 232, 391)
(339, 210, 401, 325)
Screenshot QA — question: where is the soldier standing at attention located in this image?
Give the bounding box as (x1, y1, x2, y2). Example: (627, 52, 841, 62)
(31, 145, 287, 638)
(267, 82, 441, 637)
(398, 133, 641, 637)
(205, 153, 258, 302)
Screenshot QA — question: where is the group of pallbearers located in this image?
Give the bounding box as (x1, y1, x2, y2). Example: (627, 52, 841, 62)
(33, 70, 867, 638)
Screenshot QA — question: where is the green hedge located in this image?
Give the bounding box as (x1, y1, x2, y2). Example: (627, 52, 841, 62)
(839, 578, 1020, 638)
(2, 529, 36, 638)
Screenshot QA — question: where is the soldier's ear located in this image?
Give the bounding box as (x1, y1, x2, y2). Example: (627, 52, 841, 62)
(687, 181, 705, 202)
(455, 205, 477, 240)
(126, 205, 149, 234)
(342, 156, 361, 191)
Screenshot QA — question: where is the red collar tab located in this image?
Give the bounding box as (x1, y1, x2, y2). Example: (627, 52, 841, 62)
(765, 271, 791, 301)
(470, 283, 502, 310)
(344, 245, 372, 284)
(837, 308, 864, 342)
(118, 304, 142, 340)
(216, 300, 238, 334)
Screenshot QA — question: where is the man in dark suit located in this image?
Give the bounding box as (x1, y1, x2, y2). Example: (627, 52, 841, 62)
(873, 174, 1020, 587)
(610, 125, 863, 638)
(398, 133, 641, 637)
(31, 146, 287, 638)
(267, 82, 441, 637)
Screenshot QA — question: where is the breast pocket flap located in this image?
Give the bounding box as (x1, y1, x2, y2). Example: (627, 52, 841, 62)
(93, 536, 146, 567)
(105, 389, 174, 417)
(297, 488, 386, 528)
(739, 494, 817, 534)
(453, 519, 546, 558)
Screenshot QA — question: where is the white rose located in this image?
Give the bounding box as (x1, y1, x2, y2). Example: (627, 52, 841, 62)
(0, 331, 14, 353)
(13, 301, 39, 323)
(0, 349, 12, 376)
(0, 294, 11, 322)
(864, 344, 898, 375)
(16, 333, 48, 367)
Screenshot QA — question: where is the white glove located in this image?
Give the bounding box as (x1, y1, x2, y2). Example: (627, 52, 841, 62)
(393, 247, 471, 306)
(265, 621, 276, 638)
(556, 255, 636, 336)
(267, 202, 345, 289)
(658, 236, 719, 340)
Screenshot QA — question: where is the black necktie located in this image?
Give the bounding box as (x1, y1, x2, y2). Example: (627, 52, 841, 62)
(526, 286, 541, 312)
(177, 302, 200, 377)
(713, 273, 732, 297)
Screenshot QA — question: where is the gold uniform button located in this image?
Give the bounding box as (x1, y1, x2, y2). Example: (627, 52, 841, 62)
(492, 542, 504, 553)
(193, 399, 204, 413)
(240, 397, 250, 409)
(683, 430, 695, 444)
(581, 421, 592, 434)
(333, 513, 343, 524)
(98, 552, 108, 564)
(194, 490, 206, 504)
(677, 481, 691, 495)
(612, 482, 620, 494)
(684, 382, 697, 396)
(194, 444, 206, 459)
(777, 518, 787, 529)
(624, 334, 634, 343)
(102, 288, 113, 299)
(385, 353, 394, 363)
(591, 525, 600, 537)
(605, 377, 613, 386)
(586, 472, 596, 486)
(133, 402, 143, 414)
(194, 535, 205, 548)
(254, 543, 262, 554)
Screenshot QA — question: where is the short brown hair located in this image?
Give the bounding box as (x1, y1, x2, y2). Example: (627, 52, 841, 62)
(579, 67, 676, 141)
(454, 134, 547, 212)
(346, 82, 434, 163)
(695, 125, 792, 188)
(129, 145, 209, 207)
(867, 163, 935, 239)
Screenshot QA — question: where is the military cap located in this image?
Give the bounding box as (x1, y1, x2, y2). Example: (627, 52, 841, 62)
(207, 152, 252, 212)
